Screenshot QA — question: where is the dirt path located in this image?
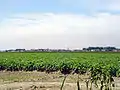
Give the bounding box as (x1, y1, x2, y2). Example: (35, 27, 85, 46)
(0, 81, 120, 90)
(0, 71, 120, 90)
(0, 82, 76, 90)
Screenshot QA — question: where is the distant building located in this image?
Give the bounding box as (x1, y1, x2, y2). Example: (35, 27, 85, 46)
(2, 47, 120, 52)
(15, 49, 26, 52)
(82, 47, 117, 52)
(5, 49, 16, 52)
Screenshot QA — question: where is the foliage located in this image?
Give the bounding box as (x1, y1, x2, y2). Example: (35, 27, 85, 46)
(0, 52, 120, 89)
(0, 52, 120, 75)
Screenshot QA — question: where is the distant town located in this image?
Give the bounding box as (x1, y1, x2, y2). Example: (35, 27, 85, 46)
(0, 47, 120, 52)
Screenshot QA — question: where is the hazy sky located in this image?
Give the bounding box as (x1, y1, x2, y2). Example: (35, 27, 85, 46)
(0, 0, 120, 49)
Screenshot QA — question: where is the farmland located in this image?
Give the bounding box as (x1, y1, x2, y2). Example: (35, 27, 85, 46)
(0, 52, 120, 75)
(0, 52, 120, 90)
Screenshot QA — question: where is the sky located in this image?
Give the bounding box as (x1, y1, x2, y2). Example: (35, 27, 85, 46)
(0, 0, 120, 50)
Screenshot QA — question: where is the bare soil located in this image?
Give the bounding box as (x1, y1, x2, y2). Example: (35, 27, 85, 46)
(0, 71, 120, 90)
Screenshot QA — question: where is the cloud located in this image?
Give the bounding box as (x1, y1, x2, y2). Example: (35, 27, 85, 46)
(51, 0, 120, 12)
(102, 0, 120, 11)
(0, 13, 120, 49)
(59, 0, 120, 12)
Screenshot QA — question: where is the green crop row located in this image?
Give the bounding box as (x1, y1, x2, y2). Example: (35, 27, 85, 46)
(1, 52, 120, 89)
(0, 52, 120, 76)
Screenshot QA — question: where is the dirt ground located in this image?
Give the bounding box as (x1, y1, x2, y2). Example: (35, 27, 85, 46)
(0, 71, 120, 90)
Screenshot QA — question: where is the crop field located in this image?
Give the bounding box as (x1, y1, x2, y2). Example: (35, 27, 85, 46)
(0, 52, 120, 75)
(0, 52, 120, 90)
